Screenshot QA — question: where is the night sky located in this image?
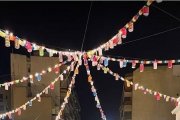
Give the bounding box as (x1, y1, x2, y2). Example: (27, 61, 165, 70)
(0, 1, 180, 120)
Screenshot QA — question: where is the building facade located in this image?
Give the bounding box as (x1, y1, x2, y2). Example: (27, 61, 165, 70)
(9, 53, 80, 120)
(120, 73, 133, 120)
(120, 65, 180, 120)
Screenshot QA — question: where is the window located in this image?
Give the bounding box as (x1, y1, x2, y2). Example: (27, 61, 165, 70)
(0, 94, 3, 102)
(124, 111, 132, 119)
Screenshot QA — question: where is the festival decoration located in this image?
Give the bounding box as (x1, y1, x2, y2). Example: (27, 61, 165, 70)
(0, 60, 71, 90)
(0, 29, 82, 59)
(83, 54, 107, 120)
(95, 62, 178, 106)
(0, 0, 167, 119)
(0, 62, 74, 119)
(56, 64, 79, 120)
(91, 55, 177, 72)
(87, 0, 162, 55)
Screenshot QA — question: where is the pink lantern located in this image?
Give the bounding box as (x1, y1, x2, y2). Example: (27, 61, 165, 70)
(25, 41, 32, 52)
(140, 63, 144, 72)
(50, 83, 54, 90)
(168, 60, 173, 68)
(143, 6, 149, 16)
(120, 28, 127, 38)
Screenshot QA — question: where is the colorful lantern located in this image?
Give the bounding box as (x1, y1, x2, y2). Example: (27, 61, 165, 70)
(39, 46, 44, 56)
(25, 41, 32, 53)
(15, 37, 20, 49)
(143, 6, 149, 16)
(128, 22, 134, 32)
(120, 28, 127, 38)
(5, 34, 10, 47)
(140, 63, 144, 72)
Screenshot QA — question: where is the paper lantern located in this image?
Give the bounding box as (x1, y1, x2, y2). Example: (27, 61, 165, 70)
(104, 58, 109, 67)
(123, 59, 127, 68)
(132, 15, 139, 22)
(147, 0, 154, 6)
(54, 66, 60, 74)
(7, 113, 12, 119)
(5, 34, 10, 47)
(15, 37, 20, 49)
(35, 73, 41, 81)
(112, 36, 119, 46)
(97, 64, 101, 71)
(92, 56, 98, 66)
(75, 68, 79, 75)
(117, 33, 122, 44)
(120, 28, 127, 38)
(17, 109, 21, 116)
(140, 63, 144, 72)
(60, 74, 64, 81)
(143, 6, 149, 16)
(153, 60, 158, 69)
(25, 41, 32, 53)
(126, 80, 131, 87)
(168, 60, 173, 68)
(115, 73, 119, 80)
(98, 48, 102, 56)
(23, 105, 26, 110)
(58, 52, 63, 62)
(155, 93, 161, 101)
(103, 67, 109, 74)
(88, 75, 92, 82)
(119, 60, 123, 68)
(1, 115, 5, 119)
(37, 94, 41, 102)
(48, 49, 54, 57)
(104, 43, 110, 51)
(109, 40, 114, 49)
(132, 60, 136, 69)
(20, 40, 27, 47)
(29, 100, 32, 107)
(50, 83, 54, 90)
(134, 83, 139, 90)
(39, 47, 44, 56)
(71, 62, 74, 71)
(128, 22, 134, 32)
(45, 88, 49, 94)
(5, 83, 8, 90)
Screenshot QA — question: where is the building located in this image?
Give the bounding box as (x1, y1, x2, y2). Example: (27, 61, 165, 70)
(9, 53, 80, 120)
(0, 88, 11, 115)
(120, 65, 180, 120)
(119, 73, 133, 120)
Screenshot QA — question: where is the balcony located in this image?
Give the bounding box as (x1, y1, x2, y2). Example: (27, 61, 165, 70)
(124, 105, 132, 112)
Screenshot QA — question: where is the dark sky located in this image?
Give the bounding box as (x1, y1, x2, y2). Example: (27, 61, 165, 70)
(0, 1, 180, 120)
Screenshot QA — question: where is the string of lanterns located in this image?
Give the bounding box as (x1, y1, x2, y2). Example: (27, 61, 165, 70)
(56, 63, 79, 120)
(87, 0, 162, 56)
(94, 62, 178, 106)
(0, 60, 73, 90)
(91, 55, 176, 72)
(0, 29, 83, 58)
(0, 62, 74, 119)
(0, 0, 167, 119)
(83, 54, 107, 120)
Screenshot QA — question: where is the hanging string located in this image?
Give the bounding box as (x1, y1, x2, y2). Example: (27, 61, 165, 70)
(81, 1, 93, 52)
(152, 4, 180, 22)
(121, 26, 180, 46)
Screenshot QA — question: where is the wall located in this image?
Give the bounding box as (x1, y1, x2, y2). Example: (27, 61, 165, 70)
(132, 65, 180, 120)
(12, 86, 52, 120)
